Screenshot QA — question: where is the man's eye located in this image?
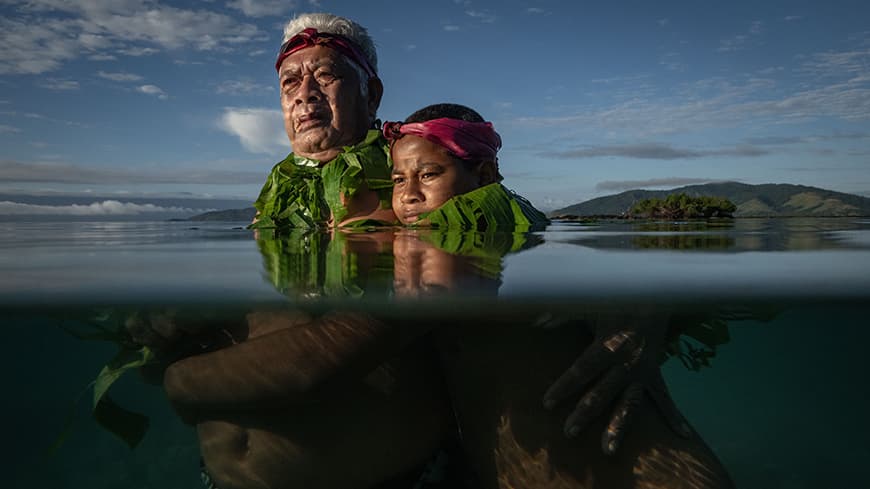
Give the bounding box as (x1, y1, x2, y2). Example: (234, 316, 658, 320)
(316, 72, 338, 84)
(421, 172, 438, 180)
(392, 177, 405, 185)
(282, 78, 301, 91)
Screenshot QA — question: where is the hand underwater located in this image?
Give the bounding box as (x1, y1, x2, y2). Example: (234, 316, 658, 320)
(124, 308, 247, 384)
(538, 310, 693, 455)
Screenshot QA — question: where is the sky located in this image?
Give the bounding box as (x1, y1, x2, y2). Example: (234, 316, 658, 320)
(1, 0, 869, 216)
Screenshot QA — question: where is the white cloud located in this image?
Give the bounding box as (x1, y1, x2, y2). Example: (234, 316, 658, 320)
(596, 178, 723, 192)
(215, 79, 274, 95)
(405, 44, 417, 51)
(77, 32, 111, 50)
(226, 0, 293, 18)
(219, 107, 289, 154)
(513, 57, 870, 140)
(659, 52, 685, 71)
(749, 20, 763, 35)
(137, 84, 168, 100)
(0, 159, 264, 184)
(0, 18, 80, 74)
(443, 25, 460, 31)
(0, 200, 210, 215)
(465, 10, 496, 23)
(39, 79, 80, 90)
(10, 111, 88, 128)
(739, 75, 870, 122)
(544, 142, 768, 160)
(117, 46, 159, 56)
(800, 48, 870, 78)
(718, 21, 764, 53)
(526, 8, 546, 14)
(88, 53, 117, 61)
(0, 124, 21, 134)
(97, 70, 143, 82)
(173, 59, 205, 66)
(718, 35, 749, 53)
(0, 0, 266, 74)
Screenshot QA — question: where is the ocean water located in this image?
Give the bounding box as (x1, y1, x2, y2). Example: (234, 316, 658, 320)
(2, 218, 869, 488)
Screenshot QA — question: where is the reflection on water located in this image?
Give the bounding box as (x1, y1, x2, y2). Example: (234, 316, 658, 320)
(2, 218, 870, 488)
(2, 218, 870, 304)
(0, 220, 252, 249)
(548, 217, 870, 251)
(254, 228, 541, 303)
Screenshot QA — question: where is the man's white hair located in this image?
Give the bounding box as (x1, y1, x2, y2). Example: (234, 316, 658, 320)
(282, 12, 378, 74)
(281, 13, 379, 121)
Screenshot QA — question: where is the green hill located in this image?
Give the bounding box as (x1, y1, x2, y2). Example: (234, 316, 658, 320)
(550, 182, 870, 218)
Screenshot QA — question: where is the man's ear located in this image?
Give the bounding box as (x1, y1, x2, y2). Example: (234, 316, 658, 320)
(367, 77, 384, 122)
(477, 160, 498, 186)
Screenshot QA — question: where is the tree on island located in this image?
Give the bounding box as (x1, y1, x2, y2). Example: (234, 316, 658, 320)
(629, 193, 736, 219)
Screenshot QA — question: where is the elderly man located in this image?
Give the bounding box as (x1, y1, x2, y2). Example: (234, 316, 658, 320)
(153, 12, 703, 489)
(251, 13, 394, 229)
(164, 15, 461, 489)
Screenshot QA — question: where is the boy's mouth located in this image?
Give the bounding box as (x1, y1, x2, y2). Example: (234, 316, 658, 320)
(401, 211, 420, 223)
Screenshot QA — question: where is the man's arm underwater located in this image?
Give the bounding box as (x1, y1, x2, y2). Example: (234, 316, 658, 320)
(162, 310, 432, 415)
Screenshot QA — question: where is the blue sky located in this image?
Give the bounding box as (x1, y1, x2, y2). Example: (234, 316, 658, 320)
(1, 0, 869, 216)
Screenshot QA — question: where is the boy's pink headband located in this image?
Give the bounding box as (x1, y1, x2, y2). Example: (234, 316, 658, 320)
(275, 27, 378, 79)
(382, 118, 502, 161)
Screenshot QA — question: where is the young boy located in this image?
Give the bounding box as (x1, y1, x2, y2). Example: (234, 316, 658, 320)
(383, 103, 734, 488)
(384, 103, 549, 231)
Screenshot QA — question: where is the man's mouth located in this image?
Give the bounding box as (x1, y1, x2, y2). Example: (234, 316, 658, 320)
(296, 111, 327, 131)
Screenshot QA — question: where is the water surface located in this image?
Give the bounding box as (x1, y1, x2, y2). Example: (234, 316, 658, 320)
(3, 217, 869, 488)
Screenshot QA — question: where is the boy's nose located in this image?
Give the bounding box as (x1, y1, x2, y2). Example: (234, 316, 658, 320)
(400, 181, 423, 204)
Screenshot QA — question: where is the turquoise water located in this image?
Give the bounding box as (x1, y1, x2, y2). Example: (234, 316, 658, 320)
(3, 218, 869, 488)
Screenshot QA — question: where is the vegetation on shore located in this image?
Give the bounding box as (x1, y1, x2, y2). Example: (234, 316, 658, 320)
(629, 193, 736, 219)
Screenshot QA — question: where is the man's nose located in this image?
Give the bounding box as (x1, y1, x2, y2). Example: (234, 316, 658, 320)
(294, 74, 322, 104)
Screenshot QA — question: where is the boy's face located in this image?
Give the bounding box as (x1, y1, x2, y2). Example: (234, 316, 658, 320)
(390, 135, 480, 224)
(392, 232, 499, 298)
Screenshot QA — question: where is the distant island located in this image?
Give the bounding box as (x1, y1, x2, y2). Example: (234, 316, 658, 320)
(629, 194, 736, 219)
(187, 207, 257, 222)
(550, 182, 870, 218)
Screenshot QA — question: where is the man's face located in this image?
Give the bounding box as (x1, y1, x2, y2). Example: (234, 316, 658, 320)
(390, 135, 480, 224)
(278, 45, 372, 161)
